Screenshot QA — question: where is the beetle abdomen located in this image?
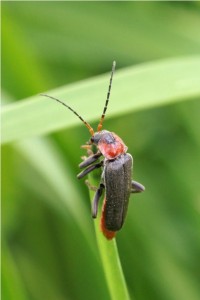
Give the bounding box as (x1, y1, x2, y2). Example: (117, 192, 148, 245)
(104, 153, 133, 231)
(101, 198, 116, 240)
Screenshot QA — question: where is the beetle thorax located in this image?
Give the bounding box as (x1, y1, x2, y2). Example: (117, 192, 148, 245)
(91, 130, 128, 160)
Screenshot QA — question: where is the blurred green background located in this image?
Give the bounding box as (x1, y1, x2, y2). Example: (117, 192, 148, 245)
(2, 2, 200, 300)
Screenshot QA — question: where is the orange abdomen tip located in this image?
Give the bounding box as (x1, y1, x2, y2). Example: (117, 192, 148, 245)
(100, 198, 116, 240)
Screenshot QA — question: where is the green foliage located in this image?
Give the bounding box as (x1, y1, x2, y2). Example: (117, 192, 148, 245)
(2, 56, 200, 144)
(2, 2, 200, 300)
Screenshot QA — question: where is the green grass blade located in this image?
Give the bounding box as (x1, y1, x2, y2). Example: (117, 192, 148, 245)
(2, 243, 28, 300)
(2, 56, 200, 145)
(88, 172, 131, 300)
(14, 138, 93, 242)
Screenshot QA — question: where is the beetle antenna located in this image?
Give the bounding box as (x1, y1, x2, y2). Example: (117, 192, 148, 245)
(41, 94, 95, 136)
(97, 61, 116, 132)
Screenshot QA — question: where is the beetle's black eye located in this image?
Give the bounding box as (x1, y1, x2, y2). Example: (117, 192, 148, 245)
(90, 137, 94, 143)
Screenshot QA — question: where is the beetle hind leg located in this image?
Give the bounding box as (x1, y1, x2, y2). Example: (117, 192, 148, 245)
(131, 180, 145, 193)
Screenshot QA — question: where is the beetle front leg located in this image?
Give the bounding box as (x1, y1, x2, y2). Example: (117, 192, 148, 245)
(79, 151, 102, 169)
(131, 180, 145, 193)
(77, 161, 103, 179)
(81, 144, 93, 157)
(92, 183, 105, 218)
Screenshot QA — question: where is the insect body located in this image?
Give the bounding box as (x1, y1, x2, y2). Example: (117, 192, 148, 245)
(41, 61, 145, 240)
(78, 131, 145, 239)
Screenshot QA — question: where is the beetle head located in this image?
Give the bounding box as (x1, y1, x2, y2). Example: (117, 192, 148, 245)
(90, 130, 113, 145)
(90, 130, 127, 159)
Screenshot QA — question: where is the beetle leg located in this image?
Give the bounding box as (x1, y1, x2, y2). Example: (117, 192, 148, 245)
(131, 180, 145, 193)
(85, 179, 98, 192)
(92, 183, 105, 218)
(81, 144, 92, 150)
(79, 151, 102, 169)
(81, 144, 93, 156)
(77, 161, 103, 179)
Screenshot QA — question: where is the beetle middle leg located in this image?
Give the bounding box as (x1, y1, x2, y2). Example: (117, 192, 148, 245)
(92, 183, 105, 218)
(85, 180, 104, 218)
(131, 180, 145, 193)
